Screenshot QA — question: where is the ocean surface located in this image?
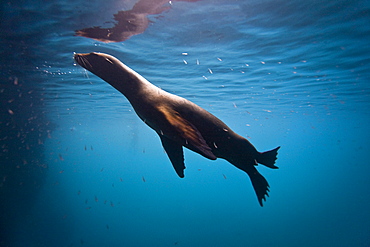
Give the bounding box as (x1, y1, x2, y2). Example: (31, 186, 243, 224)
(1, 0, 370, 246)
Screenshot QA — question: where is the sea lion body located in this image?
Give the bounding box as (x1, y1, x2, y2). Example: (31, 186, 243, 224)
(74, 52, 280, 206)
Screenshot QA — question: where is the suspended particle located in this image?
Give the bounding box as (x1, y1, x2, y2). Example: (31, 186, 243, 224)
(58, 154, 64, 161)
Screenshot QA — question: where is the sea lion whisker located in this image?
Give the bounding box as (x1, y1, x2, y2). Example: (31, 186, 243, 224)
(76, 55, 90, 69)
(81, 56, 92, 69)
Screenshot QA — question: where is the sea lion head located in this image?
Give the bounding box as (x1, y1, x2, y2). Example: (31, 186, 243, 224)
(74, 52, 124, 80)
(74, 52, 141, 93)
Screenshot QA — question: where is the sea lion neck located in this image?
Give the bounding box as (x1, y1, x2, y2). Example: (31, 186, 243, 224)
(74, 52, 150, 98)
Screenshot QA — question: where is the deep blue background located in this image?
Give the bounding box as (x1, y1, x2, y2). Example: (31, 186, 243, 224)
(1, 0, 369, 246)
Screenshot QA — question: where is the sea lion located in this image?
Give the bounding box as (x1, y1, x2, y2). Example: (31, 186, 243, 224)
(74, 52, 280, 206)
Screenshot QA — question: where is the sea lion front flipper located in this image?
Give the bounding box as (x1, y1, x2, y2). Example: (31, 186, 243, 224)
(158, 105, 217, 160)
(159, 135, 185, 178)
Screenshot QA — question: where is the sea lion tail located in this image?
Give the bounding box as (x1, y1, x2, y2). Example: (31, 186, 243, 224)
(257, 146, 280, 169)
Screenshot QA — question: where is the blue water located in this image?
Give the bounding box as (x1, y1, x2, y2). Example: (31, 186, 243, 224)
(1, 0, 370, 246)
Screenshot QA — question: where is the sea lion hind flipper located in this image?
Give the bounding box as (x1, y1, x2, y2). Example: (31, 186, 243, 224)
(257, 146, 280, 169)
(246, 167, 270, 207)
(159, 135, 186, 178)
(158, 105, 217, 160)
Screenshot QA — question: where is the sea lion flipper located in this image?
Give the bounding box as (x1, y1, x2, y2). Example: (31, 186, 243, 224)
(158, 105, 217, 160)
(159, 135, 185, 178)
(246, 166, 270, 207)
(257, 146, 280, 169)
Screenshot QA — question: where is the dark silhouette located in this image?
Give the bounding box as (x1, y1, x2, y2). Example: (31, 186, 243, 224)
(75, 0, 199, 43)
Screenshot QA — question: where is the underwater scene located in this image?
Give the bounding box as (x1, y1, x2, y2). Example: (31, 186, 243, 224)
(1, 0, 369, 246)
